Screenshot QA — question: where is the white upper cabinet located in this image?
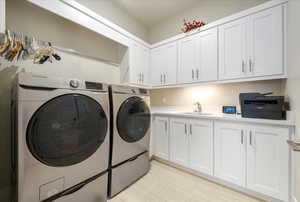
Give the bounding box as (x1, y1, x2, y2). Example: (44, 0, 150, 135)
(189, 119, 213, 175)
(219, 18, 248, 80)
(129, 42, 149, 86)
(214, 122, 246, 187)
(140, 46, 150, 85)
(150, 42, 178, 86)
(247, 6, 283, 77)
(154, 116, 170, 160)
(169, 118, 189, 167)
(246, 125, 289, 202)
(178, 28, 218, 84)
(219, 5, 284, 80)
(150, 47, 164, 86)
(178, 36, 197, 83)
(196, 28, 218, 82)
(0, 0, 5, 33)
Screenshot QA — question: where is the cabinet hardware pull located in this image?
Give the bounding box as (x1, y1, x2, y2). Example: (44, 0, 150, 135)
(196, 69, 199, 79)
(249, 131, 253, 146)
(164, 74, 166, 83)
(160, 74, 163, 83)
(185, 124, 187, 134)
(249, 59, 253, 72)
(241, 130, 244, 144)
(190, 124, 192, 135)
(192, 69, 195, 80)
(242, 61, 245, 73)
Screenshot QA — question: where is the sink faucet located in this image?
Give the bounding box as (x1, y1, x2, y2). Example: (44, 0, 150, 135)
(194, 102, 202, 112)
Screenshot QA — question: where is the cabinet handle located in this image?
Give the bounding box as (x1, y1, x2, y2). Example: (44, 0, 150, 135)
(249, 59, 253, 73)
(249, 131, 253, 146)
(185, 124, 187, 135)
(190, 124, 192, 135)
(165, 122, 167, 133)
(160, 74, 163, 84)
(142, 73, 144, 83)
(192, 69, 195, 80)
(164, 74, 166, 84)
(196, 69, 199, 79)
(241, 130, 244, 144)
(242, 61, 245, 73)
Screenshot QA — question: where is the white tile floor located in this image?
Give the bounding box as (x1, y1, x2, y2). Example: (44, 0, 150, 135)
(109, 160, 264, 202)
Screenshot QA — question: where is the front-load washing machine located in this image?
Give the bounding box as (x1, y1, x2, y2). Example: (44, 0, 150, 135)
(11, 73, 109, 202)
(108, 85, 151, 197)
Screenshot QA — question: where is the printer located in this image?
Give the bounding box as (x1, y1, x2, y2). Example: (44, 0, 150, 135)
(239, 93, 288, 120)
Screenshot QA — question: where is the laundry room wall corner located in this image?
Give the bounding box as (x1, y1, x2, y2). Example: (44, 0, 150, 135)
(0, 61, 19, 202)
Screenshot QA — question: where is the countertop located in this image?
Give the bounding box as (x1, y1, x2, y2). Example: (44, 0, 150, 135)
(151, 107, 295, 127)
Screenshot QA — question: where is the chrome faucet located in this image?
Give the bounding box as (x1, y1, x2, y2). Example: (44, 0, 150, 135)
(194, 102, 202, 112)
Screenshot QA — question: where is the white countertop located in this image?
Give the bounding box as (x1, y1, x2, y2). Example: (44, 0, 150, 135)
(151, 107, 295, 127)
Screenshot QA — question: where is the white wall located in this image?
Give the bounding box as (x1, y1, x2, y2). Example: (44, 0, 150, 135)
(6, 0, 123, 64)
(148, 0, 270, 43)
(285, 0, 300, 201)
(75, 0, 149, 42)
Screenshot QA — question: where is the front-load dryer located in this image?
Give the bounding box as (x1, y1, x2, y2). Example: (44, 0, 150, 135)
(109, 85, 151, 197)
(11, 73, 109, 202)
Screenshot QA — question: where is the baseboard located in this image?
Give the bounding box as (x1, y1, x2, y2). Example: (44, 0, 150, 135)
(153, 156, 284, 202)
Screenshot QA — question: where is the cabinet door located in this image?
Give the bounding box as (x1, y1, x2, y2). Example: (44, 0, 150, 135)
(178, 36, 197, 84)
(129, 42, 141, 84)
(140, 46, 150, 85)
(219, 18, 248, 80)
(151, 47, 164, 86)
(154, 117, 169, 160)
(214, 122, 246, 187)
(189, 119, 213, 175)
(196, 28, 218, 82)
(248, 6, 283, 77)
(170, 118, 189, 166)
(247, 125, 289, 201)
(164, 42, 178, 85)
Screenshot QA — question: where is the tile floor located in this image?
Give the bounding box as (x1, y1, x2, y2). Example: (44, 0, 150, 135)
(109, 160, 264, 202)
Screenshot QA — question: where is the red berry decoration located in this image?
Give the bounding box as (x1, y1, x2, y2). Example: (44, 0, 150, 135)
(182, 19, 207, 33)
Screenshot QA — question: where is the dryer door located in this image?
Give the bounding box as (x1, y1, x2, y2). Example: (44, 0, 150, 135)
(117, 96, 151, 143)
(26, 94, 108, 167)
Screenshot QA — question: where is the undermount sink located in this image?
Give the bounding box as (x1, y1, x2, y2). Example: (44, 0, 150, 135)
(181, 112, 214, 116)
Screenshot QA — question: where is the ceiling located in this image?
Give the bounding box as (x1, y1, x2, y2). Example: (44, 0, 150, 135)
(112, 0, 200, 28)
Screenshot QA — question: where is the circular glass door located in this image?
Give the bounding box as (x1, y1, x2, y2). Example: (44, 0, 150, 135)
(117, 96, 151, 143)
(27, 94, 108, 167)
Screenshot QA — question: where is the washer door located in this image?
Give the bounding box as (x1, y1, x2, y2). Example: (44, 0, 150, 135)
(26, 94, 108, 167)
(117, 96, 151, 143)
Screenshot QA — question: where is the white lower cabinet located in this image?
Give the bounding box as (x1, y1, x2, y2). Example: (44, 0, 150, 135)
(154, 116, 170, 160)
(215, 121, 290, 201)
(170, 118, 189, 166)
(169, 118, 213, 175)
(214, 122, 247, 187)
(154, 116, 291, 202)
(189, 119, 213, 175)
(246, 125, 289, 202)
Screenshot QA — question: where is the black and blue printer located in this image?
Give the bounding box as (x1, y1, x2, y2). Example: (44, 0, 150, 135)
(239, 92, 289, 120)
